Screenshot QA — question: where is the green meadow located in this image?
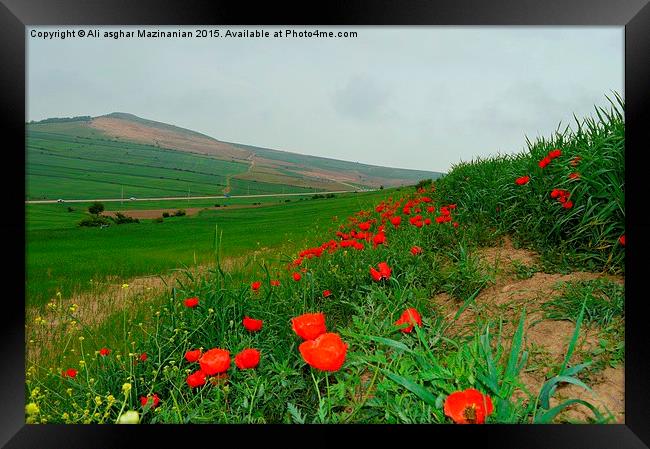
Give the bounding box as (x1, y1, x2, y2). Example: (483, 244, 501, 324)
(26, 190, 393, 307)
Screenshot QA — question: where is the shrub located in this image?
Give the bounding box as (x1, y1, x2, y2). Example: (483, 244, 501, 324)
(174, 209, 186, 217)
(110, 212, 140, 225)
(67, 207, 74, 212)
(162, 212, 170, 218)
(78, 215, 111, 227)
(88, 202, 105, 215)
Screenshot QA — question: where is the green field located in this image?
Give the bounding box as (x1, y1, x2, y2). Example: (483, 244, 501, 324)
(26, 126, 317, 200)
(26, 190, 394, 306)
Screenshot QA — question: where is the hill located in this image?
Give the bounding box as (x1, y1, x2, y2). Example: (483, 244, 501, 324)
(26, 114, 443, 200)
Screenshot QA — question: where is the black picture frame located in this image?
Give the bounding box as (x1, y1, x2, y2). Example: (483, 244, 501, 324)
(2, 1, 649, 447)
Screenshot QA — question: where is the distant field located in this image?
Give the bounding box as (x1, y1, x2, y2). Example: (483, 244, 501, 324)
(26, 127, 319, 200)
(26, 189, 395, 306)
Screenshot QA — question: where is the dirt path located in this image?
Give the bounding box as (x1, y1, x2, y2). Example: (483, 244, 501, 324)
(430, 236, 625, 423)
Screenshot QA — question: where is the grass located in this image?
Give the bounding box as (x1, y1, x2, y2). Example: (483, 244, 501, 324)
(26, 190, 394, 307)
(25, 96, 624, 425)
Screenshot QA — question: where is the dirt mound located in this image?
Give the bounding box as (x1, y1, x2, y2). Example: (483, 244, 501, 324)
(430, 236, 625, 423)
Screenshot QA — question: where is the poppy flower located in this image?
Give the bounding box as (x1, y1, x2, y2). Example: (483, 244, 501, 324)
(251, 281, 262, 292)
(299, 333, 348, 372)
(563, 201, 573, 209)
(394, 308, 422, 333)
(270, 279, 281, 287)
(373, 232, 386, 247)
(411, 246, 422, 255)
(370, 267, 383, 282)
(139, 353, 148, 362)
(568, 172, 580, 179)
(184, 349, 202, 363)
(550, 189, 562, 198)
(140, 393, 160, 409)
(291, 312, 327, 340)
(571, 156, 582, 166)
(453, 222, 459, 228)
(292, 272, 302, 281)
(390, 216, 401, 228)
(427, 206, 436, 213)
(444, 388, 494, 424)
(515, 176, 530, 185)
(358, 221, 372, 231)
(619, 234, 625, 246)
(538, 156, 552, 168)
(352, 241, 365, 251)
(234, 348, 261, 370)
(424, 218, 432, 225)
(62, 368, 77, 379)
(242, 316, 263, 332)
(99, 348, 111, 357)
(548, 149, 562, 159)
(186, 370, 206, 389)
(199, 348, 230, 375)
(378, 262, 391, 278)
(184, 297, 199, 308)
(323, 290, 332, 298)
(293, 258, 303, 266)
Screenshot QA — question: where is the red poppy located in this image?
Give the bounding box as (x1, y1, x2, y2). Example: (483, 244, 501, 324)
(548, 149, 562, 159)
(299, 333, 348, 372)
(243, 316, 263, 332)
(270, 279, 281, 287)
(293, 258, 303, 266)
(571, 156, 582, 166)
(444, 388, 494, 424)
(515, 175, 530, 185)
(139, 353, 148, 362)
(234, 348, 261, 370)
(538, 156, 552, 168)
(140, 393, 160, 409)
(453, 222, 459, 228)
(186, 370, 206, 388)
(251, 281, 262, 292)
(619, 234, 625, 246)
(99, 347, 111, 357)
(563, 201, 573, 209)
(184, 349, 202, 363)
(62, 368, 77, 378)
(550, 189, 562, 198)
(292, 272, 302, 281)
(184, 297, 199, 308)
(199, 348, 231, 375)
(323, 290, 332, 298)
(411, 246, 422, 255)
(427, 206, 436, 213)
(358, 221, 372, 231)
(394, 308, 422, 333)
(373, 232, 386, 247)
(378, 262, 391, 278)
(291, 312, 327, 340)
(568, 172, 580, 179)
(352, 241, 365, 251)
(390, 216, 401, 228)
(370, 267, 382, 282)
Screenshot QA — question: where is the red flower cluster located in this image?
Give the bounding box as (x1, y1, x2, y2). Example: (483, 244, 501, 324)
(444, 388, 494, 424)
(538, 148, 562, 169)
(370, 262, 392, 282)
(550, 189, 573, 209)
(394, 308, 422, 333)
(184, 297, 199, 308)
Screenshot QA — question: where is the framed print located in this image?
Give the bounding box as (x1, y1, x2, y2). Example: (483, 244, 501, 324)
(2, 0, 649, 447)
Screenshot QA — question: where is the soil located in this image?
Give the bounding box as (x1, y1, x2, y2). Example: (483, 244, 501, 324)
(430, 235, 625, 423)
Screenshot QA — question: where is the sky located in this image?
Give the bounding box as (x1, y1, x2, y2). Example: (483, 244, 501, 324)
(27, 26, 623, 173)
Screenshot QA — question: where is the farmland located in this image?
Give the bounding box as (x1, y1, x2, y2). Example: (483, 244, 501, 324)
(25, 97, 625, 425)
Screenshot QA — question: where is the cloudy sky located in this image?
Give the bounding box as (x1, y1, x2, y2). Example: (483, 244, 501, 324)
(27, 26, 623, 172)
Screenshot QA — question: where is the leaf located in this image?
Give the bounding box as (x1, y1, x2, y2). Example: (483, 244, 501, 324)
(534, 399, 604, 424)
(538, 375, 593, 410)
(286, 402, 305, 424)
(383, 369, 438, 407)
(359, 335, 413, 353)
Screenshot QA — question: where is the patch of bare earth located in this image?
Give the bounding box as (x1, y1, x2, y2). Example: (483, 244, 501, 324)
(101, 204, 265, 220)
(430, 236, 624, 423)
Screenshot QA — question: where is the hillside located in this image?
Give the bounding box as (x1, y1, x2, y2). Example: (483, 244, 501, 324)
(26, 114, 442, 200)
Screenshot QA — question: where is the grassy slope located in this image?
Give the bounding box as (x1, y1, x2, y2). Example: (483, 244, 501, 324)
(26, 190, 394, 306)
